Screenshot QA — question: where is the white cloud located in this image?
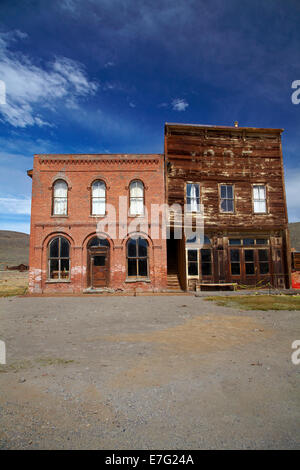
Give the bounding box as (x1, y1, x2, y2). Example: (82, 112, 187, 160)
(104, 61, 115, 68)
(0, 197, 31, 215)
(171, 98, 189, 112)
(0, 220, 30, 234)
(0, 30, 98, 128)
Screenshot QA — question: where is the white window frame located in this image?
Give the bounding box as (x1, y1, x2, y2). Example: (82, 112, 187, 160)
(91, 180, 106, 216)
(220, 184, 234, 213)
(186, 183, 200, 213)
(129, 180, 144, 216)
(53, 180, 68, 216)
(253, 184, 267, 214)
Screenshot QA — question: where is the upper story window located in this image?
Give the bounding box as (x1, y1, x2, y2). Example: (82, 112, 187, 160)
(53, 180, 68, 216)
(220, 184, 234, 212)
(129, 180, 144, 216)
(92, 180, 106, 216)
(186, 183, 200, 212)
(253, 185, 267, 213)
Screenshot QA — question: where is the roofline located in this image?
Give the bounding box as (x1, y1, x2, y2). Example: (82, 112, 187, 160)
(33, 153, 163, 157)
(164, 123, 284, 133)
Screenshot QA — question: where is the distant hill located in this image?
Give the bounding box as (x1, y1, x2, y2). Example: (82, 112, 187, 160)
(289, 222, 300, 251)
(0, 231, 30, 270)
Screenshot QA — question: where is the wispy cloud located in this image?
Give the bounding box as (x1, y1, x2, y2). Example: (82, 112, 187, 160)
(0, 30, 98, 128)
(0, 197, 31, 215)
(172, 98, 189, 112)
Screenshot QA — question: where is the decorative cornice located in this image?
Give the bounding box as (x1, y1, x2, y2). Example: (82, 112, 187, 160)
(38, 156, 160, 166)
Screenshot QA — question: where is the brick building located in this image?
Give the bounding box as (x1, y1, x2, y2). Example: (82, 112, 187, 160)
(27, 154, 167, 293)
(27, 122, 291, 293)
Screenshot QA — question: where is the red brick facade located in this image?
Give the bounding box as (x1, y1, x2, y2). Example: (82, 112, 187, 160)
(28, 154, 167, 293)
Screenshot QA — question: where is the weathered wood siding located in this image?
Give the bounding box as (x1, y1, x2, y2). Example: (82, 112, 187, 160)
(165, 125, 287, 229)
(165, 124, 291, 289)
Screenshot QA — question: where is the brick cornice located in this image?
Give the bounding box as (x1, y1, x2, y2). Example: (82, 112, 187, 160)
(38, 156, 160, 166)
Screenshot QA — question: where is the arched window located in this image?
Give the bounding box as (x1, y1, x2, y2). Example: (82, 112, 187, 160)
(48, 236, 70, 280)
(129, 180, 144, 215)
(88, 236, 110, 248)
(53, 180, 68, 215)
(127, 236, 148, 278)
(91, 180, 106, 215)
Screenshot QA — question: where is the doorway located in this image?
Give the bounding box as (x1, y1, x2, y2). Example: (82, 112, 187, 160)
(88, 236, 110, 288)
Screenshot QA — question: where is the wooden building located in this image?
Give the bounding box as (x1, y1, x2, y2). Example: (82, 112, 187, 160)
(164, 123, 291, 291)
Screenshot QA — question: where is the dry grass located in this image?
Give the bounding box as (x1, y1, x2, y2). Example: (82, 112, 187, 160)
(204, 295, 300, 311)
(0, 357, 75, 373)
(0, 271, 28, 297)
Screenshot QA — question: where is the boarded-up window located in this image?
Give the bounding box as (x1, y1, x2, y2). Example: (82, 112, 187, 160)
(92, 180, 106, 215)
(53, 180, 68, 215)
(253, 185, 266, 213)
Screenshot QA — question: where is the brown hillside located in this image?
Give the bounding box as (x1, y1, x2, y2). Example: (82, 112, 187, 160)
(0, 231, 30, 270)
(289, 222, 300, 252)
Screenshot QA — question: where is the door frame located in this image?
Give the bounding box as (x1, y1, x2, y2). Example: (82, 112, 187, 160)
(88, 246, 110, 288)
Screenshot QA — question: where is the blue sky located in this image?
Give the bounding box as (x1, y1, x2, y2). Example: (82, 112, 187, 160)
(0, 0, 300, 234)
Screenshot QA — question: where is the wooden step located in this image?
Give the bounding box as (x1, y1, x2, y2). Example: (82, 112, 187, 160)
(167, 274, 182, 291)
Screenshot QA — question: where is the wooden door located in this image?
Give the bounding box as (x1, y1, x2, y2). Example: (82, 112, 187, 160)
(90, 248, 109, 287)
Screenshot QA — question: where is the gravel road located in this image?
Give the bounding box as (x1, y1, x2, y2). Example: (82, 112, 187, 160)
(0, 295, 299, 449)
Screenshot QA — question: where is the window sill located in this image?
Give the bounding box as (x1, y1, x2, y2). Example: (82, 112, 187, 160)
(46, 280, 71, 283)
(51, 215, 68, 218)
(125, 278, 151, 283)
(89, 214, 106, 218)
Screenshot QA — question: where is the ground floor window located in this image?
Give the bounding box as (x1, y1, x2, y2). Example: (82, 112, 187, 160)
(230, 246, 270, 278)
(258, 249, 270, 274)
(186, 242, 212, 278)
(48, 236, 70, 280)
(201, 249, 212, 275)
(127, 237, 149, 278)
(230, 249, 241, 275)
(188, 250, 198, 276)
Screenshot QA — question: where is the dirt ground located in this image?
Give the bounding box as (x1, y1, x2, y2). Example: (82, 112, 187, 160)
(0, 295, 299, 449)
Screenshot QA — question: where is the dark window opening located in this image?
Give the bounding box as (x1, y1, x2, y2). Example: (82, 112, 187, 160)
(49, 236, 70, 280)
(127, 237, 148, 278)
